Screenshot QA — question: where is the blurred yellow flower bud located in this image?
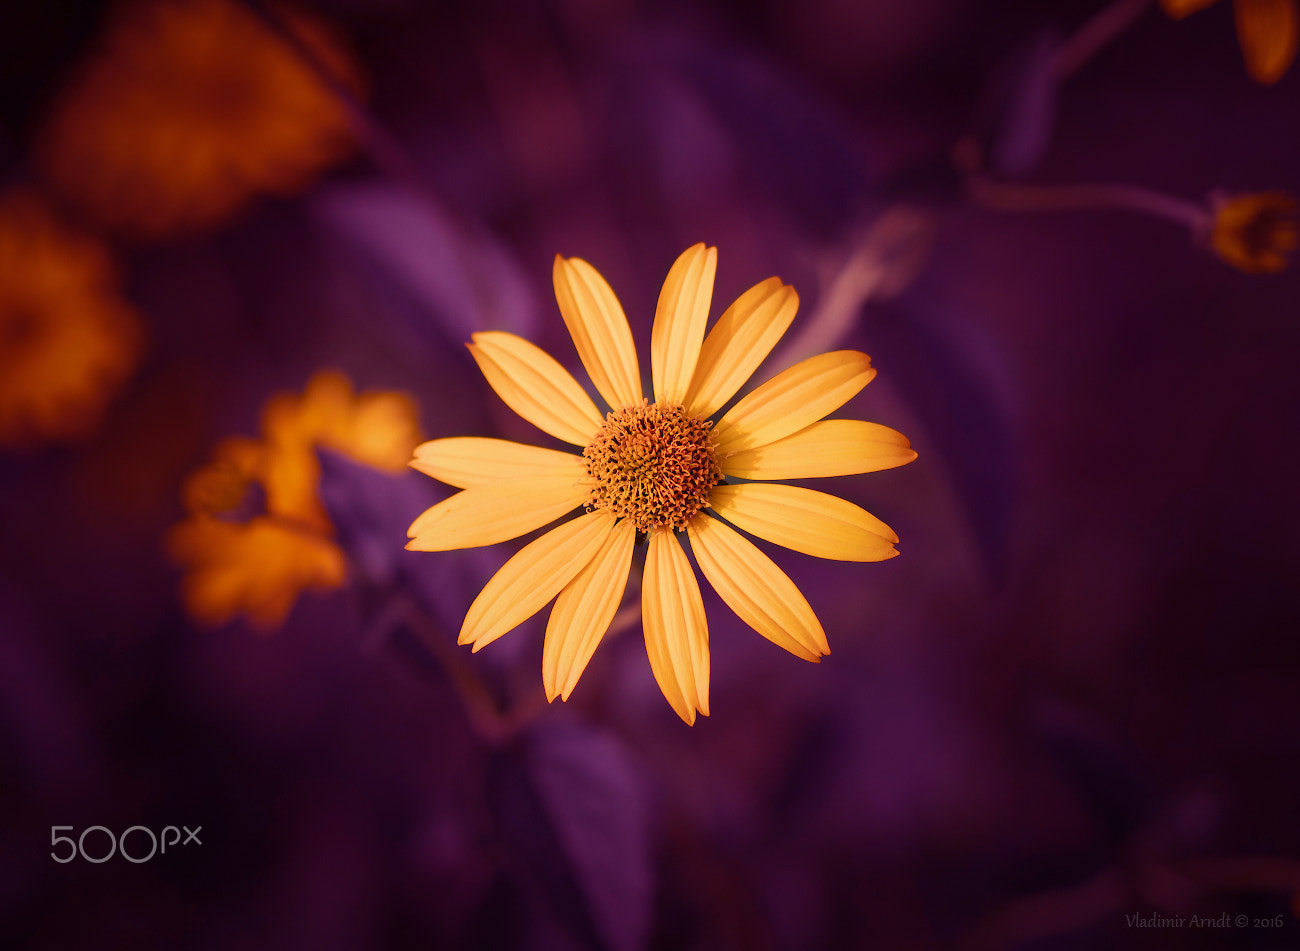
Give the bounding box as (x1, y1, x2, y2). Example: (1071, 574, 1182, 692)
(36, 0, 364, 238)
(0, 190, 143, 449)
(1209, 191, 1298, 273)
(1160, 0, 1298, 84)
(168, 370, 421, 630)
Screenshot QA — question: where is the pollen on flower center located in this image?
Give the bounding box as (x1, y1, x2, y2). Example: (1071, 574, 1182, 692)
(583, 400, 721, 533)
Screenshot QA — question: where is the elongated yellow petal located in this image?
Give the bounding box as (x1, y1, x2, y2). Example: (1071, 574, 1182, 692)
(712, 351, 876, 455)
(642, 527, 710, 724)
(459, 511, 615, 650)
(406, 476, 588, 551)
(1159, 0, 1220, 18)
(468, 332, 603, 446)
(543, 519, 636, 701)
(687, 513, 828, 661)
(553, 255, 643, 410)
(721, 419, 917, 480)
(652, 244, 717, 405)
(682, 278, 798, 419)
(709, 483, 899, 561)
(1235, 0, 1298, 84)
(410, 437, 585, 488)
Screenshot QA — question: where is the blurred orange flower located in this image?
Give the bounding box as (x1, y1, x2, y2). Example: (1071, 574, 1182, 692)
(1208, 191, 1298, 272)
(0, 189, 143, 449)
(1160, 0, 1298, 84)
(168, 516, 349, 629)
(167, 370, 421, 629)
(261, 369, 423, 531)
(36, 0, 364, 238)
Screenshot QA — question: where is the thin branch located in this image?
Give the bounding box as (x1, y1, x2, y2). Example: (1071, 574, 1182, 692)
(392, 594, 516, 745)
(1053, 0, 1155, 80)
(966, 175, 1211, 233)
(771, 206, 935, 368)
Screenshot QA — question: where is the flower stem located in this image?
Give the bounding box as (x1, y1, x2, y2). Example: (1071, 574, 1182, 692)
(240, 0, 526, 354)
(966, 175, 1211, 233)
(237, 0, 427, 191)
(1052, 0, 1154, 80)
(771, 206, 935, 366)
(606, 602, 643, 641)
(376, 594, 525, 745)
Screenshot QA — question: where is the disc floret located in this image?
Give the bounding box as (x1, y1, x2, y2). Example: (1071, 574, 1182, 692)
(583, 400, 721, 532)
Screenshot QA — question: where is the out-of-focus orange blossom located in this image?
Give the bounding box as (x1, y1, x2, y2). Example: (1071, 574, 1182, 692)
(35, 0, 365, 239)
(260, 370, 423, 531)
(0, 189, 144, 449)
(167, 370, 421, 630)
(168, 516, 350, 629)
(1160, 0, 1298, 84)
(1209, 191, 1298, 272)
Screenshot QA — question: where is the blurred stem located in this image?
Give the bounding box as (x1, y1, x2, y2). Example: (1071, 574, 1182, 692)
(966, 175, 1211, 233)
(374, 593, 534, 746)
(608, 548, 644, 641)
(370, 578, 645, 744)
(1053, 0, 1154, 80)
(244, 0, 528, 398)
(773, 239, 888, 370)
(771, 206, 935, 367)
(239, 0, 430, 192)
(606, 602, 642, 641)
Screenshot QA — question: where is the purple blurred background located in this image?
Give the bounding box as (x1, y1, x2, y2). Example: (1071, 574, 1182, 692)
(2, 0, 1299, 948)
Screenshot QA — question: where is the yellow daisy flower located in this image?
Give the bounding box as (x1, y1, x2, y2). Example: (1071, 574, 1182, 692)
(0, 190, 143, 449)
(407, 245, 916, 724)
(35, 0, 363, 238)
(1160, 0, 1298, 84)
(1208, 191, 1298, 272)
(168, 370, 421, 629)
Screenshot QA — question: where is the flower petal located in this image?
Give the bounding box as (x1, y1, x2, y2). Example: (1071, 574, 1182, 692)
(687, 513, 828, 661)
(469, 331, 603, 446)
(406, 475, 589, 551)
(1235, 0, 1298, 84)
(682, 277, 799, 419)
(712, 351, 876, 455)
(543, 518, 636, 701)
(553, 255, 643, 410)
(652, 244, 717, 405)
(721, 419, 917, 480)
(709, 483, 899, 562)
(410, 437, 585, 488)
(459, 511, 615, 651)
(642, 527, 710, 724)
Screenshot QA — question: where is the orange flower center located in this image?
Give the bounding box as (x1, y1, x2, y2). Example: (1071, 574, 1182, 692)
(583, 400, 721, 533)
